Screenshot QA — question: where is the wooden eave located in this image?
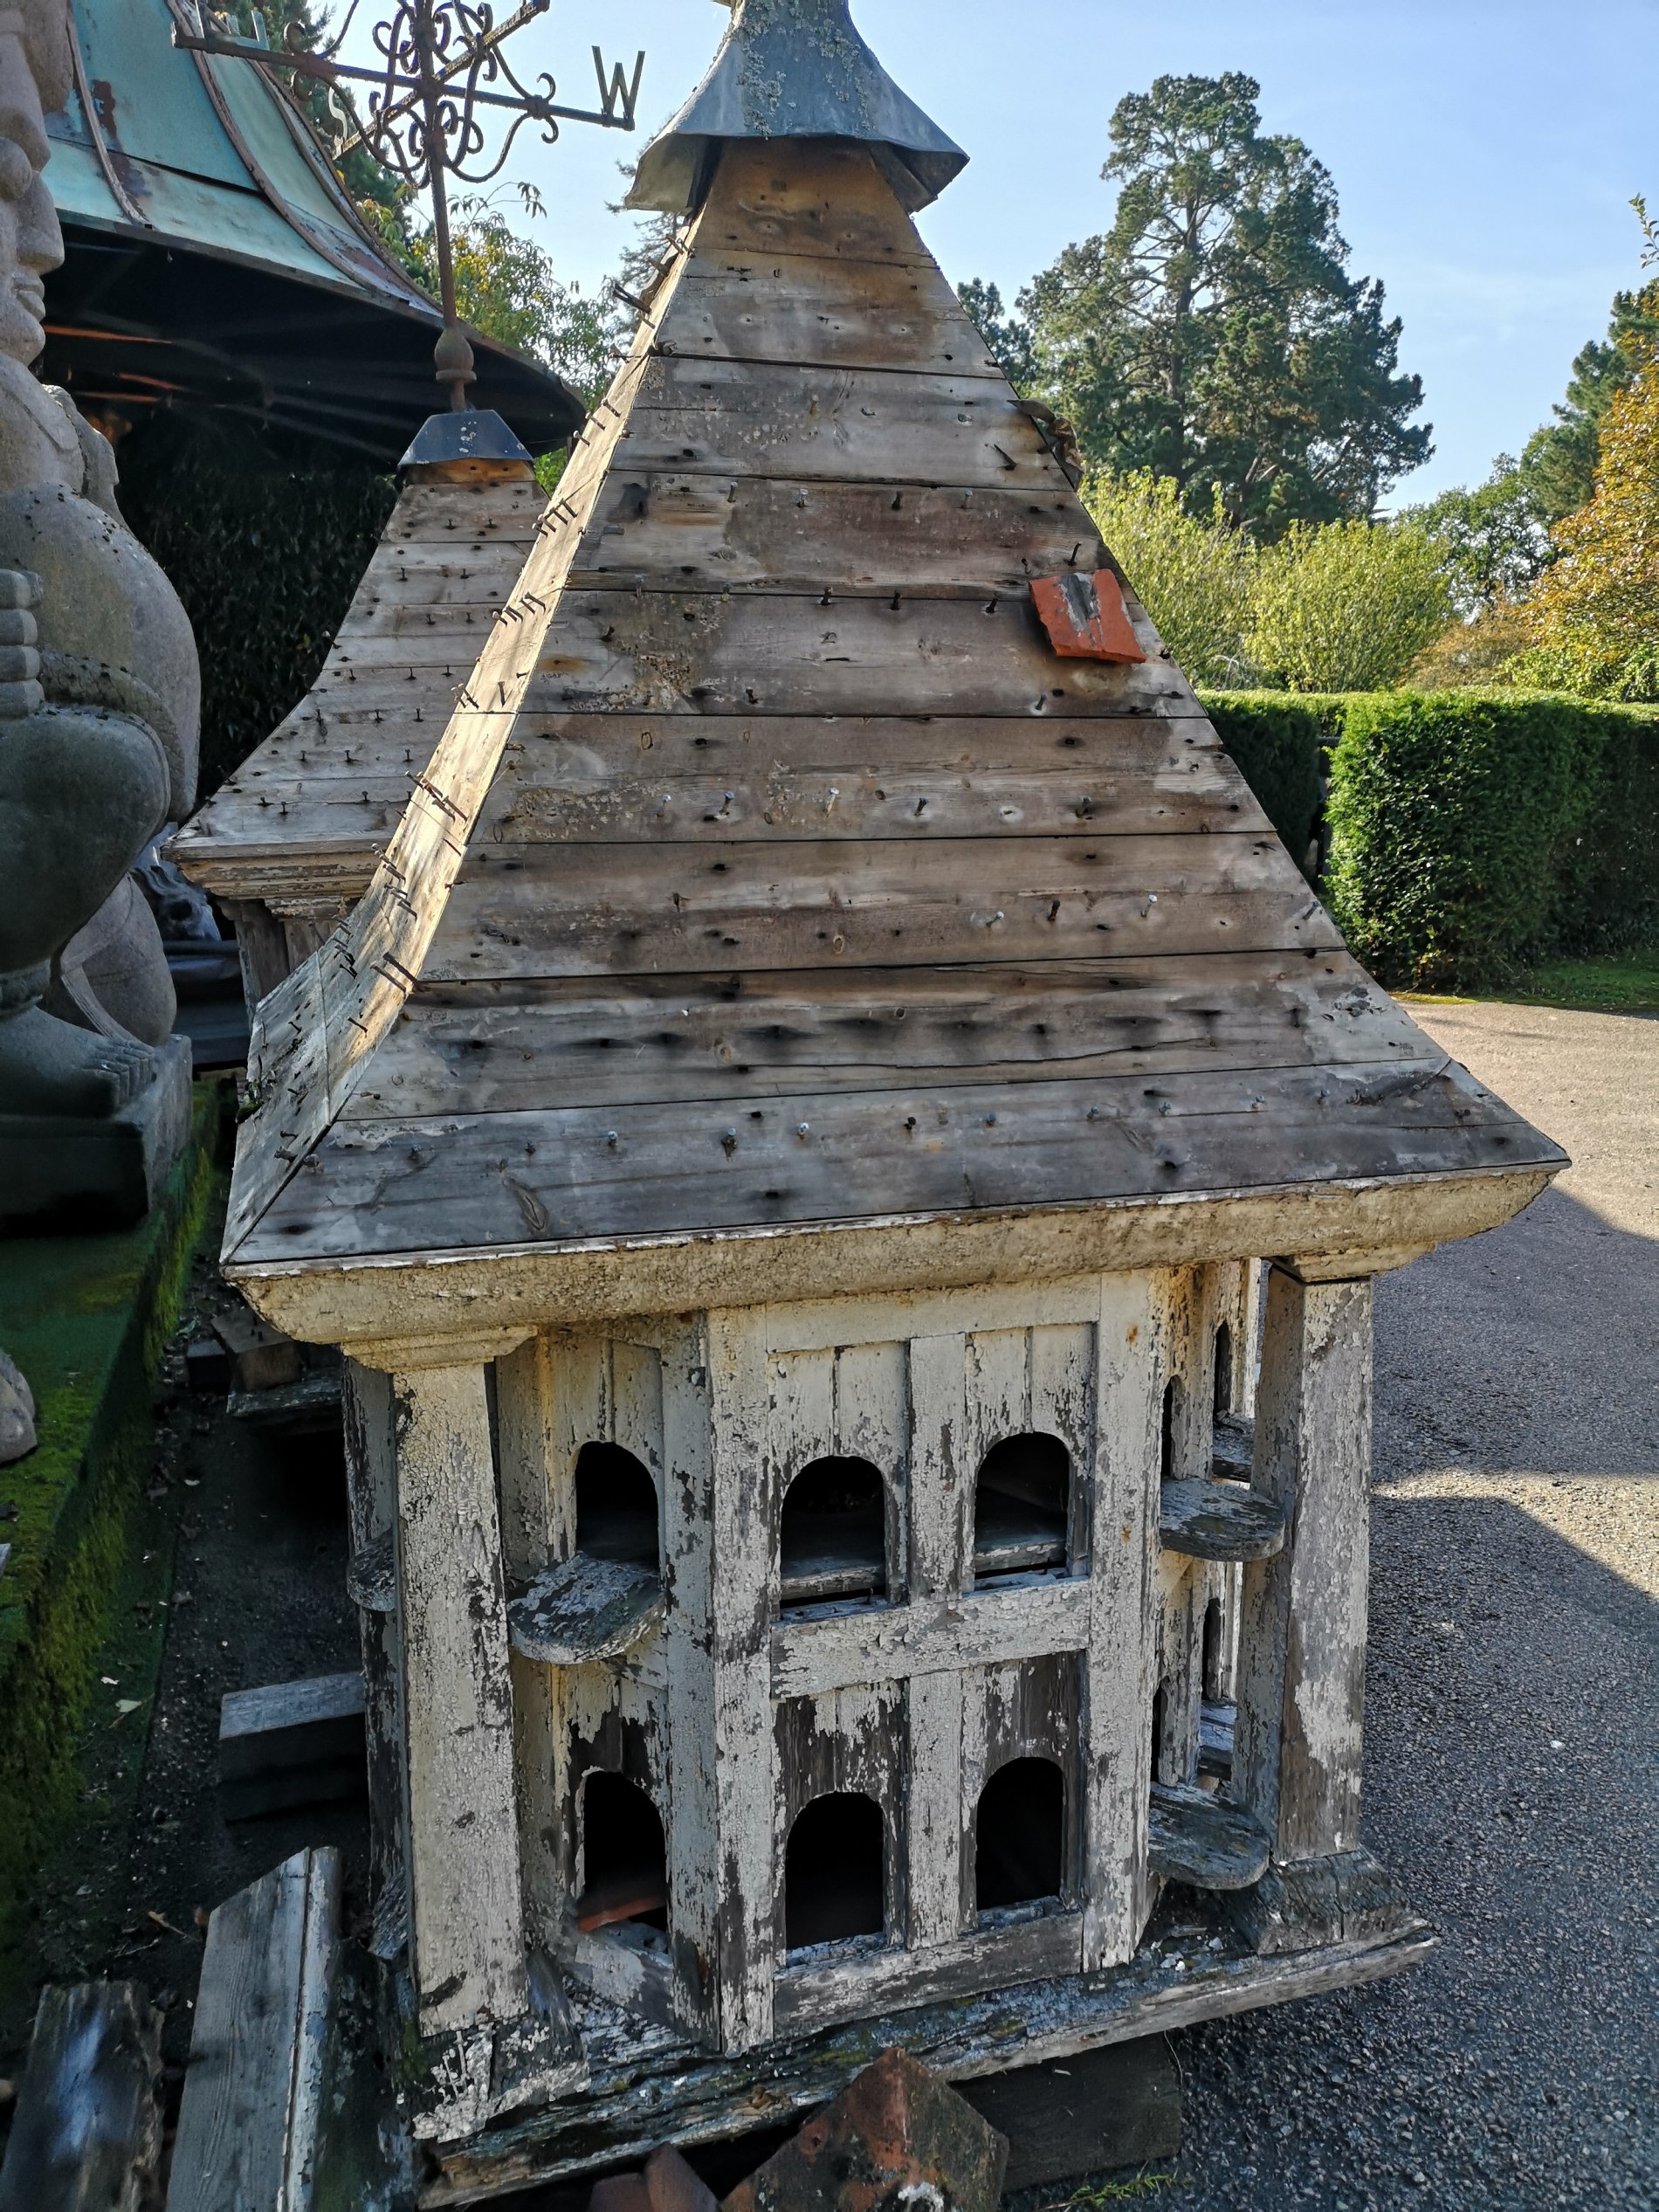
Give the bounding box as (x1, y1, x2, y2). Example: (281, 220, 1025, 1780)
(220, 140, 1566, 1293)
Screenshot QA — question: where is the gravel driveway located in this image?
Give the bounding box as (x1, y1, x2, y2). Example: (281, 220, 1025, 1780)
(1167, 1003, 1658, 2211)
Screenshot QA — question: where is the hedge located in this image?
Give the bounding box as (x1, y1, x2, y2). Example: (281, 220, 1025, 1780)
(117, 410, 396, 796)
(1325, 693, 1659, 990)
(1199, 689, 1659, 990)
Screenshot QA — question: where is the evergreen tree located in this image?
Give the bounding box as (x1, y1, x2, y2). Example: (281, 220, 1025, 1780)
(1519, 285, 1659, 525)
(1015, 72, 1429, 539)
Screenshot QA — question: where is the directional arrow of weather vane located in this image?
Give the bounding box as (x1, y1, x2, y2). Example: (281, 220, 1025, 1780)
(171, 0, 645, 407)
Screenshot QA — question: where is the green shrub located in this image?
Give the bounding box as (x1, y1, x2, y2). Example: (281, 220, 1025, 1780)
(1245, 517, 1453, 693)
(1086, 471, 1252, 687)
(1324, 692, 1659, 989)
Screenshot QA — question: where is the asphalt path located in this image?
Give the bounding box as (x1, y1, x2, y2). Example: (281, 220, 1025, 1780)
(1167, 1002, 1658, 2211)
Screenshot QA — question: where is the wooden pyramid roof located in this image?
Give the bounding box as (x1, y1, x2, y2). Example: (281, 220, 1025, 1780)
(174, 418, 544, 916)
(221, 134, 1562, 1318)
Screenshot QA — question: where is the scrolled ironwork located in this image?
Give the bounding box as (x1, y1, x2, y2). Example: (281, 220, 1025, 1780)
(172, 0, 644, 407)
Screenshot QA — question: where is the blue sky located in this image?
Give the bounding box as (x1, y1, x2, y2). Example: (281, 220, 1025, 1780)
(356, 0, 1659, 502)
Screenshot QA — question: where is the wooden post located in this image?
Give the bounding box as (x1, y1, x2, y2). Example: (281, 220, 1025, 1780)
(905, 1332, 968, 1947)
(1081, 1274, 1160, 1969)
(706, 1309, 776, 2053)
(1232, 1267, 1372, 1863)
(351, 1329, 533, 2036)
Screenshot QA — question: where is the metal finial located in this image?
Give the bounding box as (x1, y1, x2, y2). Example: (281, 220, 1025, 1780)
(627, 0, 965, 217)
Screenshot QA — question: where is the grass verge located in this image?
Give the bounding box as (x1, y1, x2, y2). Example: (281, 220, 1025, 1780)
(1401, 948, 1659, 1016)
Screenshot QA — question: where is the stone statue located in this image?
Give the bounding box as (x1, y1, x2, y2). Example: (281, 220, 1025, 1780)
(0, 0, 200, 1220)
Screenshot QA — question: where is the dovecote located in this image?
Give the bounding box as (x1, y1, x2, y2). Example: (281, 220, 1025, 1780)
(217, 2, 1565, 2190)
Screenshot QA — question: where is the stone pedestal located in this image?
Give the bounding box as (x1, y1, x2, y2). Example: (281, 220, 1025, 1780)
(0, 1034, 192, 1233)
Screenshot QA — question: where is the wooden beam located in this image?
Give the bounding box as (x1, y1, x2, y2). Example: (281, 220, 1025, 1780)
(217, 1671, 367, 1823)
(1232, 1268, 1373, 1862)
(707, 1309, 778, 2051)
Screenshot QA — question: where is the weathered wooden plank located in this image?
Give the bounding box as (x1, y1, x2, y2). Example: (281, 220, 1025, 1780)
(1159, 1479, 1287, 1564)
(344, 953, 1417, 1122)
(0, 1983, 162, 2212)
(195, 707, 1242, 876)
(689, 140, 940, 266)
(341, 1363, 406, 1958)
(617, 358, 1070, 490)
(658, 1320, 722, 2042)
(834, 1339, 909, 1598)
(250, 1056, 1538, 1265)
(1233, 1270, 1373, 1862)
(426, 1919, 1432, 2202)
(420, 833, 1334, 986)
(481, 751, 1264, 846)
(1080, 1275, 1160, 1971)
(391, 1359, 529, 2034)
(660, 256, 1002, 377)
(519, 587, 1186, 720)
(1146, 1781, 1270, 1891)
(773, 1909, 1084, 2036)
(168, 1848, 340, 2212)
(566, 475, 1104, 596)
(772, 1578, 1092, 1700)
(383, 479, 546, 539)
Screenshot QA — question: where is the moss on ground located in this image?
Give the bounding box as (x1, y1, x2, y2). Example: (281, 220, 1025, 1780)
(0, 1086, 225, 2000)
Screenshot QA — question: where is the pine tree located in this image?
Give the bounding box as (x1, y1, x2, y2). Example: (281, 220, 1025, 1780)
(1016, 73, 1429, 540)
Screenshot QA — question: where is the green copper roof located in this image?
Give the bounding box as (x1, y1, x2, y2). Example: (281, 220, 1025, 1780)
(38, 0, 583, 458)
(47, 0, 432, 313)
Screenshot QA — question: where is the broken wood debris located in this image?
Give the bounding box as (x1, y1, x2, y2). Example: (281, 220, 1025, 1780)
(169, 1849, 340, 2212)
(217, 1672, 367, 1823)
(0, 1982, 162, 2212)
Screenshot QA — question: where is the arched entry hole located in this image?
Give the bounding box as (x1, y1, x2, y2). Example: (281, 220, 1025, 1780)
(975, 1756, 1065, 1913)
(575, 1442, 659, 1569)
(1213, 1323, 1234, 1417)
(780, 1456, 887, 1609)
(973, 1434, 1070, 1579)
(576, 1771, 667, 1935)
(785, 1792, 885, 1952)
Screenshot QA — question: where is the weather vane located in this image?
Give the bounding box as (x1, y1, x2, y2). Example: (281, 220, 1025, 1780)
(173, 0, 645, 409)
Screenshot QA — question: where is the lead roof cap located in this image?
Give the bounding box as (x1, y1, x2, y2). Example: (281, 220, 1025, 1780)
(627, 0, 967, 216)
